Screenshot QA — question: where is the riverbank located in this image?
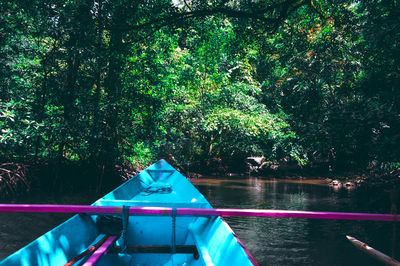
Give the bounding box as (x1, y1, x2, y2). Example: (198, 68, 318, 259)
(1, 158, 399, 200)
(0, 160, 141, 199)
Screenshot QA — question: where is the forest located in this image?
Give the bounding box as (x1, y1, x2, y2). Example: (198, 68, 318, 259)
(0, 0, 399, 195)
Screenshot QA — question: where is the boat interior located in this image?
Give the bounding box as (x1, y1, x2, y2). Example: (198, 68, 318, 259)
(1, 160, 253, 266)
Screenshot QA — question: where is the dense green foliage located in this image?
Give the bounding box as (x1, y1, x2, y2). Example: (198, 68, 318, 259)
(0, 0, 399, 187)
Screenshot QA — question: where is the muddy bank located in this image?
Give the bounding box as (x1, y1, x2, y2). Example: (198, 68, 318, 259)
(0, 160, 143, 199)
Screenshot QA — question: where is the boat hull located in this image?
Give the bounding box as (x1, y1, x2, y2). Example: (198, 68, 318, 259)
(0, 160, 256, 265)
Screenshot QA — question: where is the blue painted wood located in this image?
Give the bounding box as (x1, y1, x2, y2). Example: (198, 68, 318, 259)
(0, 160, 255, 265)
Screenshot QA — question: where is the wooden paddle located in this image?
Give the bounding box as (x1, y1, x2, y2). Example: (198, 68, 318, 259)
(346, 235, 400, 266)
(64, 235, 109, 266)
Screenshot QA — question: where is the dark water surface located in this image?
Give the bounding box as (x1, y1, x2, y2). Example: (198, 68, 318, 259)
(0, 191, 99, 260)
(191, 178, 398, 266)
(0, 178, 398, 265)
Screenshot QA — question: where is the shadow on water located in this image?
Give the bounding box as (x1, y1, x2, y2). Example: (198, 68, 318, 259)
(192, 177, 398, 266)
(0, 191, 99, 260)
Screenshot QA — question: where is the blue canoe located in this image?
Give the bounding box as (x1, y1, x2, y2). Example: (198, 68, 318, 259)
(0, 160, 257, 265)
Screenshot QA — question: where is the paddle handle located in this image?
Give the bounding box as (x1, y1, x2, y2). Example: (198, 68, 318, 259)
(0, 204, 396, 221)
(346, 235, 400, 265)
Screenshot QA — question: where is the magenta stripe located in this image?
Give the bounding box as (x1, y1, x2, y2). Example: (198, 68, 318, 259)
(82, 236, 117, 266)
(0, 204, 396, 221)
(0, 204, 123, 214)
(177, 208, 396, 221)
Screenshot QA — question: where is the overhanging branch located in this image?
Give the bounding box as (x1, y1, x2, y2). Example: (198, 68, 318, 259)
(110, 0, 308, 32)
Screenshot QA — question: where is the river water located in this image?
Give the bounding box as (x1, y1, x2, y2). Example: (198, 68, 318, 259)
(191, 177, 398, 265)
(0, 177, 398, 265)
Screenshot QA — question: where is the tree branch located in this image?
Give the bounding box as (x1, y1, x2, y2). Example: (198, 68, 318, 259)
(110, 1, 308, 32)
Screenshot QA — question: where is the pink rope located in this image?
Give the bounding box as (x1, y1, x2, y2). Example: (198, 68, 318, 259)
(0, 204, 396, 221)
(0, 204, 123, 214)
(179, 208, 396, 221)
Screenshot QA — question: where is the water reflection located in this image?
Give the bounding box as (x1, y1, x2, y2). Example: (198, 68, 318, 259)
(0, 178, 396, 265)
(192, 177, 398, 266)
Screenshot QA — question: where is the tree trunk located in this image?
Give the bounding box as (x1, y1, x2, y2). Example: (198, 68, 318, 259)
(99, 6, 128, 189)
